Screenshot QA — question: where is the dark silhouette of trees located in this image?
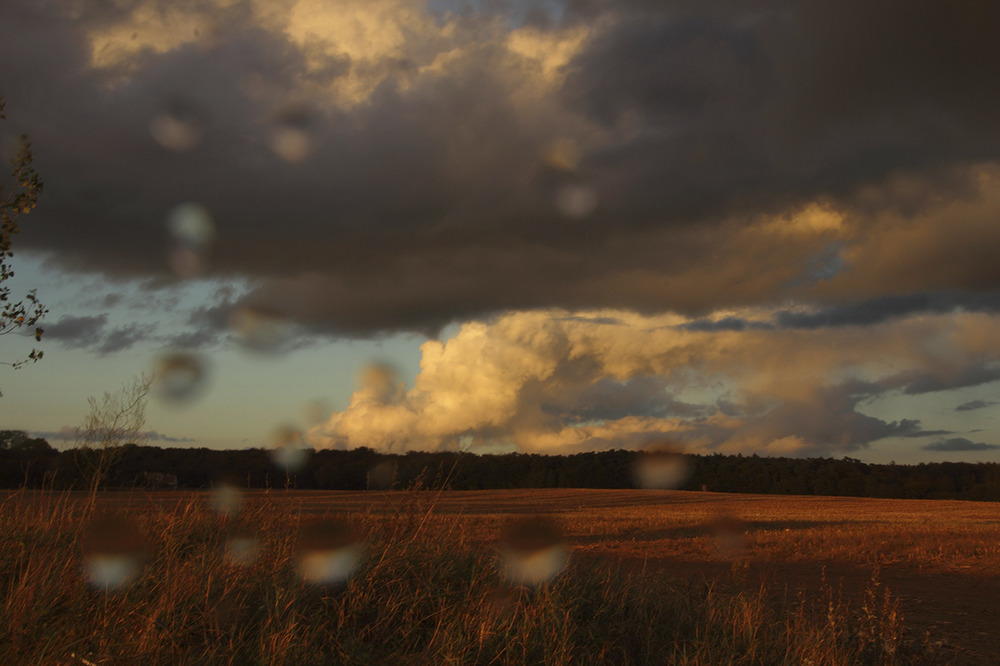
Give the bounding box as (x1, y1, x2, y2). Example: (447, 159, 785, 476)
(0, 429, 56, 487)
(2, 437, 998, 501)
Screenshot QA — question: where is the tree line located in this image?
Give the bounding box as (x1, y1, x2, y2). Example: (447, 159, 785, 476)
(1, 431, 998, 501)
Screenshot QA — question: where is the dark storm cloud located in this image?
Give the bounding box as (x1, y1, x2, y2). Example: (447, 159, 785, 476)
(545, 375, 706, 422)
(42, 314, 110, 345)
(41, 314, 156, 353)
(163, 327, 222, 350)
(95, 322, 158, 354)
(144, 430, 196, 444)
(900, 429, 954, 439)
(727, 382, 923, 455)
(956, 400, 997, 412)
(775, 292, 1000, 329)
(923, 438, 1000, 452)
(680, 317, 773, 332)
(898, 363, 1000, 396)
(3, 1, 1000, 335)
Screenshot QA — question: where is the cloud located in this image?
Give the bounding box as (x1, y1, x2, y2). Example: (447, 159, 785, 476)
(42, 315, 110, 345)
(31, 427, 78, 442)
(955, 400, 997, 412)
(41, 314, 156, 354)
(95, 322, 159, 354)
(32, 428, 195, 444)
(142, 430, 196, 444)
(775, 292, 1000, 329)
(1, 1, 998, 338)
(897, 364, 1000, 396)
(307, 307, 1000, 455)
(923, 438, 1000, 452)
(680, 317, 773, 333)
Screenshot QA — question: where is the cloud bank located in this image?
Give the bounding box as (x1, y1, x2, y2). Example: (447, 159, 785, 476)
(307, 308, 1000, 455)
(2, 0, 999, 336)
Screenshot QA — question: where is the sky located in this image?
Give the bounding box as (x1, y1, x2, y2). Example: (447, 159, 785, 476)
(1, 0, 999, 464)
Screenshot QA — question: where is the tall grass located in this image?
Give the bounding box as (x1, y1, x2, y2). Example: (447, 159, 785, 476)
(1, 489, 935, 665)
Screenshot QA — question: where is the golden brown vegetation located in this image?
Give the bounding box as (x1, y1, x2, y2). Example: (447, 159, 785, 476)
(3, 488, 989, 664)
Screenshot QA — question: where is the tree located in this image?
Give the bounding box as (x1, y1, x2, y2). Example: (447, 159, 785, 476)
(0, 429, 56, 488)
(1, 97, 46, 395)
(74, 374, 152, 499)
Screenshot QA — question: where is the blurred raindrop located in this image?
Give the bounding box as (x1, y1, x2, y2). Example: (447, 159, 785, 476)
(301, 399, 331, 428)
(152, 352, 208, 404)
(366, 460, 397, 490)
(554, 183, 598, 218)
(213, 595, 241, 630)
(209, 477, 244, 517)
(168, 246, 205, 278)
(296, 519, 364, 585)
(357, 363, 402, 403)
(544, 137, 581, 172)
(224, 528, 260, 566)
(150, 103, 205, 152)
(483, 585, 518, 621)
(270, 126, 311, 163)
(229, 305, 293, 353)
(82, 515, 148, 591)
(498, 516, 569, 586)
(709, 514, 748, 560)
(269, 425, 310, 472)
(168, 203, 215, 249)
(633, 445, 690, 490)
(269, 105, 315, 164)
(166, 202, 215, 278)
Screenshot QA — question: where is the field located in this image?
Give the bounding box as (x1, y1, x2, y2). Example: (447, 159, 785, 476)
(2, 488, 998, 664)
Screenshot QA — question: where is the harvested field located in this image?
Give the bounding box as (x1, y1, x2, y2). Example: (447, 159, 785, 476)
(3, 488, 998, 664)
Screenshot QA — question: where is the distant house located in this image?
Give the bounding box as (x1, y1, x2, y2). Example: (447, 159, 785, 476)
(142, 471, 179, 489)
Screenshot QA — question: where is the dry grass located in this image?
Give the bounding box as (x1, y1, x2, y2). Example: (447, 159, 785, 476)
(1, 488, 973, 664)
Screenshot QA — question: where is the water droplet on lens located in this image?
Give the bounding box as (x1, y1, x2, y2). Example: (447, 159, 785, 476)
(499, 516, 569, 586)
(270, 126, 311, 163)
(296, 519, 364, 585)
(82, 515, 148, 591)
(357, 363, 402, 403)
(150, 104, 205, 152)
(633, 445, 690, 490)
(166, 202, 215, 278)
(269, 425, 310, 472)
(209, 478, 244, 517)
(153, 353, 207, 404)
(554, 183, 598, 218)
(301, 400, 330, 427)
(544, 138, 581, 172)
(366, 460, 397, 490)
(168, 203, 215, 250)
(269, 105, 315, 164)
(709, 514, 747, 560)
(225, 529, 259, 566)
(229, 305, 292, 353)
(168, 245, 206, 278)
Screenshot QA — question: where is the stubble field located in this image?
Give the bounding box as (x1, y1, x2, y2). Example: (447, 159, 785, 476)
(2, 488, 998, 664)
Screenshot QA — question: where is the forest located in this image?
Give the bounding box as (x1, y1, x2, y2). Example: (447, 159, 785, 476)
(2, 429, 998, 500)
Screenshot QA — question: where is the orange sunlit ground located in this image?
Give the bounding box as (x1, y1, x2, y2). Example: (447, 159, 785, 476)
(5, 488, 997, 663)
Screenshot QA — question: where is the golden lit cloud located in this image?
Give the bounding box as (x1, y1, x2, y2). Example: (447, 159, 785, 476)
(84, 0, 591, 108)
(307, 308, 1000, 455)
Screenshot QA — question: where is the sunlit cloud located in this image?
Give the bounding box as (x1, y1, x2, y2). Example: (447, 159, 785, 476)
(307, 308, 1000, 456)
